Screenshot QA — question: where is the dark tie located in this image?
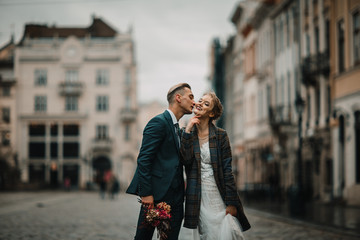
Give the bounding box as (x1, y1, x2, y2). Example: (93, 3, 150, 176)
(174, 123, 180, 137)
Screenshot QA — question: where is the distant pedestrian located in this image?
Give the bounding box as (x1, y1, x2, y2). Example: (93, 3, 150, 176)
(111, 176, 120, 199)
(64, 177, 71, 191)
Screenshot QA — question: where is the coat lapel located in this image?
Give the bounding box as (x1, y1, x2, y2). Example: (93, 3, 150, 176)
(163, 110, 180, 152)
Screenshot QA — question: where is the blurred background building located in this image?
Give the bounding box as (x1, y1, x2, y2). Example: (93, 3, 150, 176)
(1, 0, 359, 208)
(1, 16, 139, 190)
(209, 0, 360, 206)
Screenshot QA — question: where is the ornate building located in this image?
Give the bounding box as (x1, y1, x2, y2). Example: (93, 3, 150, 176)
(14, 16, 138, 189)
(330, 0, 360, 205)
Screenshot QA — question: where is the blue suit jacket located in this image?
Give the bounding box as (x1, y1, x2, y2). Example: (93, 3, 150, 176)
(126, 111, 184, 201)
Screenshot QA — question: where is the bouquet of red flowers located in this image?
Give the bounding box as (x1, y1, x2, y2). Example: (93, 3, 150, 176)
(140, 200, 172, 240)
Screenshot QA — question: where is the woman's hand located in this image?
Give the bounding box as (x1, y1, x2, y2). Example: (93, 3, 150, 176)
(185, 115, 200, 133)
(226, 205, 237, 217)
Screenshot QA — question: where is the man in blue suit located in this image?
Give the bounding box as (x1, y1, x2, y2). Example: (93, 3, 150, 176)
(126, 83, 195, 240)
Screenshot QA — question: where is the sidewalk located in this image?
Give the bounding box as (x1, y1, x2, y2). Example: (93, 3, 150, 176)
(243, 198, 360, 238)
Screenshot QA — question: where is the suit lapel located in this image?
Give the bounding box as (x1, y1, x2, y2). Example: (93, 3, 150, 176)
(163, 110, 180, 152)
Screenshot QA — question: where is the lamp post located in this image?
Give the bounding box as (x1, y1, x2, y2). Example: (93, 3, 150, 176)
(294, 92, 305, 213)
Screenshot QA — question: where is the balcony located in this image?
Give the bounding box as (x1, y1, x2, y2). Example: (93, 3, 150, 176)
(0, 75, 16, 86)
(91, 138, 113, 152)
(268, 105, 293, 128)
(301, 51, 330, 86)
(119, 108, 137, 123)
(58, 81, 84, 96)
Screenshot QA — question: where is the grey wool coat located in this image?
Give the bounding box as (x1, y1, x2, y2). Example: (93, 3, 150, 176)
(180, 123, 251, 231)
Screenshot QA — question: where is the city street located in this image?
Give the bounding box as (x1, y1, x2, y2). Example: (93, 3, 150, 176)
(0, 191, 358, 240)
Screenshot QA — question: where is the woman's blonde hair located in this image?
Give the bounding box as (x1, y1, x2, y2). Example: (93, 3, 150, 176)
(203, 91, 223, 122)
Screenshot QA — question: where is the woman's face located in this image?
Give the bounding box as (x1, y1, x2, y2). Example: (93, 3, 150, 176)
(193, 94, 214, 119)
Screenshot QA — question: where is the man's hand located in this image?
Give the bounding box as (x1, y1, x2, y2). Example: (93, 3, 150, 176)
(226, 205, 237, 217)
(141, 195, 154, 208)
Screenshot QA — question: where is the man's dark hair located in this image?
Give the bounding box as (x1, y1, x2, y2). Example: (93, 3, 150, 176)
(167, 83, 191, 104)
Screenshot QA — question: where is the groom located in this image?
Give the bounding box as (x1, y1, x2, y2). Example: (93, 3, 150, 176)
(126, 83, 195, 240)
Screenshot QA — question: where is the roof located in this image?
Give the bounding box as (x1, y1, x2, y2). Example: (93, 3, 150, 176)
(19, 17, 118, 45)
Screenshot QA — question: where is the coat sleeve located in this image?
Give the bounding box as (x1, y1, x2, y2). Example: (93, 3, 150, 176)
(180, 130, 195, 166)
(137, 117, 166, 197)
(220, 131, 240, 207)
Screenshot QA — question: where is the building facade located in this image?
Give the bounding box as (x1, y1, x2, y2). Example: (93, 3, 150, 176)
(14, 16, 138, 189)
(0, 36, 18, 189)
(330, 0, 360, 205)
(220, 0, 360, 205)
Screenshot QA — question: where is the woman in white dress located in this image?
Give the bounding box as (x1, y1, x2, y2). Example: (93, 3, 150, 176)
(180, 92, 250, 239)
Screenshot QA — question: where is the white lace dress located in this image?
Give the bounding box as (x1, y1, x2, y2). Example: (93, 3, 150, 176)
(192, 141, 245, 240)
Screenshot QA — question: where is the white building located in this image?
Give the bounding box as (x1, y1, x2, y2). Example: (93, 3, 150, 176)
(14, 16, 139, 189)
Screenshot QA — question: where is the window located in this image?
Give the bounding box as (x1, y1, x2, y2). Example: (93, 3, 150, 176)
(29, 142, 46, 158)
(29, 124, 45, 136)
(316, 87, 320, 125)
(258, 90, 263, 120)
(353, 11, 360, 65)
(125, 124, 130, 141)
(125, 68, 131, 85)
(2, 108, 10, 123)
(325, 19, 330, 56)
(65, 96, 78, 112)
(287, 72, 291, 105)
(51, 142, 58, 159)
(96, 69, 109, 85)
(280, 20, 284, 52)
(1, 131, 10, 146)
(50, 124, 58, 136)
(274, 23, 278, 55)
(125, 95, 131, 109)
(96, 125, 108, 139)
(315, 26, 320, 53)
(63, 124, 79, 136)
(338, 19, 345, 73)
(306, 33, 311, 56)
(286, 12, 290, 47)
(96, 96, 109, 112)
(65, 70, 78, 82)
(292, 7, 298, 42)
(34, 96, 47, 112)
(2, 86, 10, 96)
(34, 69, 47, 86)
(281, 76, 285, 105)
(63, 142, 79, 158)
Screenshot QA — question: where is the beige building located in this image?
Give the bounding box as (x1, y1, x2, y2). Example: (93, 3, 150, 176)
(14, 16, 138, 189)
(330, 0, 360, 205)
(0, 36, 18, 189)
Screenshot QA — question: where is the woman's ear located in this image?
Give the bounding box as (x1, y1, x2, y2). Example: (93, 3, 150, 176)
(209, 112, 215, 118)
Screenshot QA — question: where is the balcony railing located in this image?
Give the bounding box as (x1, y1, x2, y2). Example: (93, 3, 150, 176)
(91, 138, 113, 152)
(0, 75, 16, 86)
(119, 108, 137, 123)
(301, 51, 330, 86)
(58, 81, 84, 96)
(268, 105, 293, 127)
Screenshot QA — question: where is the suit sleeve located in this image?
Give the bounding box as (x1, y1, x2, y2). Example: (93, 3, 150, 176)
(180, 129, 195, 166)
(137, 117, 166, 197)
(221, 131, 240, 207)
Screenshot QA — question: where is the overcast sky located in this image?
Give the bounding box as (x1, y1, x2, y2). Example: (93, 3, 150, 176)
(0, 0, 241, 104)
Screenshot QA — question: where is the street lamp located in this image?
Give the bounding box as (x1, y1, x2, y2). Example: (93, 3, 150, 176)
(293, 92, 305, 214)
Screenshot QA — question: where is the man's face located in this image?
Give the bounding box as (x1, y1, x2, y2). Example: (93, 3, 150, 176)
(179, 87, 195, 114)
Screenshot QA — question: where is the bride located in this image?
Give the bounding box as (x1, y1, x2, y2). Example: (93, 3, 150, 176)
(180, 91, 251, 239)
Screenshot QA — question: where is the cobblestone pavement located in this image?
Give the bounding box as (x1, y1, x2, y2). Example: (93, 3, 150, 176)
(0, 191, 358, 240)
